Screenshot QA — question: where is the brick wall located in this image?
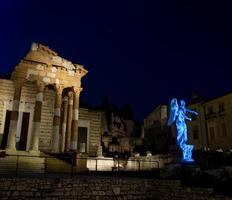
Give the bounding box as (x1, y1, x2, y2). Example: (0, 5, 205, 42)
(0, 177, 227, 200)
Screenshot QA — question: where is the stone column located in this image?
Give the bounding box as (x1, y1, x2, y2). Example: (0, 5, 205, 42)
(70, 87, 82, 151)
(30, 81, 45, 152)
(65, 91, 73, 151)
(6, 81, 23, 151)
(60, 96, 68, 152)
(51, 85, 63, 153)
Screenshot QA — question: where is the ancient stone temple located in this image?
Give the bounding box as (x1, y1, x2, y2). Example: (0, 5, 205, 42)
(0, 43, 104, 156)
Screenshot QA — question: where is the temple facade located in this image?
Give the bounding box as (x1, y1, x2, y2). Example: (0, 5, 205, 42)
(0, 43, 104, 156)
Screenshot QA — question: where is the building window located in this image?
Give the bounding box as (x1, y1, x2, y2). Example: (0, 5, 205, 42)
(221, 123, 227, 136)
(219, 103, 225, 112)
(209, 127, 215, 141)
(193, 127, 199, 140)
(208, 106, 214, 114)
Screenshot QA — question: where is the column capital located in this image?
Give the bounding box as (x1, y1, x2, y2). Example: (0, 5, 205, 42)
(36, 81, 46, 92)
(54, 84, 64, 95)
(72, 87, 82, 95)
(67, 91, 73, 98)
(14, 79, 25, 88)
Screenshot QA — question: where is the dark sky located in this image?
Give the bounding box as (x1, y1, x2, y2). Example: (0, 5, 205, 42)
(0, 0, 232, 121)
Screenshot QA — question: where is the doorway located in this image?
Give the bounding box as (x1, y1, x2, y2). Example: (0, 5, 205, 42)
(18, 112, 30, 150)
(1, 110, 11, 149)
(78, 127, 88, 153)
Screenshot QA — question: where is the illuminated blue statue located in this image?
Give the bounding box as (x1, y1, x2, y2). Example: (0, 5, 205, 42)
(168, 98, 198, 162)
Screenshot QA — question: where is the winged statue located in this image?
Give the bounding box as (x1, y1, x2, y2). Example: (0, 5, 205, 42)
(168, 98, 198, 162)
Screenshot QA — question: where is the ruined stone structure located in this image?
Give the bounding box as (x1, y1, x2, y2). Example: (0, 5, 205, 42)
(101, 112, 143, 155)
(0, 43, 106, 156)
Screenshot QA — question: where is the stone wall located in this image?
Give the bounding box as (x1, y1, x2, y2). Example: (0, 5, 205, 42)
(79, 108, 102, 156)
(0, 79, 56, 151)
(0, 177, 227, 200)
(0, 79, 15, 136)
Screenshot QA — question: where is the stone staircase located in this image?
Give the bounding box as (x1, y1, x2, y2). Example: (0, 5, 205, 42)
(0, 153, 45, 177)
(0, 151, 88, 177)
(45, 152, 88, 175)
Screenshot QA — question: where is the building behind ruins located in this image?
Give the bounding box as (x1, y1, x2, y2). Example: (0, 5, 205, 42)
(142, 105, 172, 154)
(187, 93, 232, 151)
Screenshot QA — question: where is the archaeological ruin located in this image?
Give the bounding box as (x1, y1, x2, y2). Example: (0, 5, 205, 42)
(0, 43, 99, 155)
(0, 43, 170, 174)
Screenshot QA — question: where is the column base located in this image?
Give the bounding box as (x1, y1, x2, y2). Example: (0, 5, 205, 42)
(5, 146, 16, 152)
(3, 149, 40, 156)
(5, 149, 17, 155)
(29, 150, 41, 156)
(51, 149, 60, 154)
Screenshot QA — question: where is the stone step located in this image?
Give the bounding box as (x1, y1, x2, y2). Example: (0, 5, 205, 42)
(0, 155, 45, 176)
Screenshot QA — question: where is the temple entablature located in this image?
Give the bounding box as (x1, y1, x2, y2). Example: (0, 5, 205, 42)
(11, 43, 87, 89)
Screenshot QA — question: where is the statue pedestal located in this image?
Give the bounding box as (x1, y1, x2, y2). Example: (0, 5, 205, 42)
(168, 145, 182, 164)
(180, 162, 199, 185)
(181, 158, 195, 164)
(76, 153, 88, 172)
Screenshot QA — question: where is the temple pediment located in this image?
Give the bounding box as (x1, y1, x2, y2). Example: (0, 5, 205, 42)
(11, 43, 88, 88)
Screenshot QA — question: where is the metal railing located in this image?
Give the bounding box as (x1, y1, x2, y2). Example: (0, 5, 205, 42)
(87, 157, 159, 171)
(0, 153, 160, 178)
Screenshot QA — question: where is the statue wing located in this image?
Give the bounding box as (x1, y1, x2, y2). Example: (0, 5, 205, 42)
(167, 98, 178, 126)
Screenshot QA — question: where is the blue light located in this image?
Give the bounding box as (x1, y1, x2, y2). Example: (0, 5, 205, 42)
(168, 98, 198, 163)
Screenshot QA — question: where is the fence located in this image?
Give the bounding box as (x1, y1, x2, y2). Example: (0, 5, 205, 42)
(0, 153, 160, 178)
(87, 157, 160, 171)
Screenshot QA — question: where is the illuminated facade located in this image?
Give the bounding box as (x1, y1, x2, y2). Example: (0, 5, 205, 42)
(187, 93, 232, 150)
(0, 43, 108, 156)
(0, 43, 142, 159)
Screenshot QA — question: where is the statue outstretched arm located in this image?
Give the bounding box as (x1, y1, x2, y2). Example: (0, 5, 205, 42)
(186, 108, 198, 115)
(185, 116, 192, 121)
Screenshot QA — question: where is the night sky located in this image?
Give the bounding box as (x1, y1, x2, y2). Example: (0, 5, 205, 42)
(1, 0, 232, 121)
